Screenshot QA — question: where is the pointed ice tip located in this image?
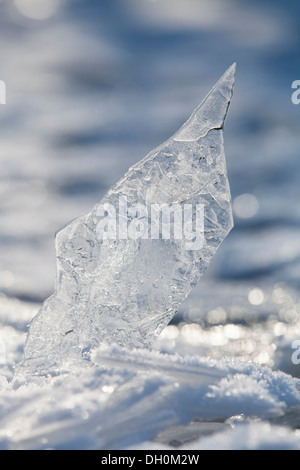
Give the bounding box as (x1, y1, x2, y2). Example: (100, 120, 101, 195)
(174, 64, 236, 142)
(226, 62, 236, 77)
(218, 62, 236, 98)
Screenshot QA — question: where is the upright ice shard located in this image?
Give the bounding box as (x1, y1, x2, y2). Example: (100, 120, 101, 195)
(23, 64, 236, 373)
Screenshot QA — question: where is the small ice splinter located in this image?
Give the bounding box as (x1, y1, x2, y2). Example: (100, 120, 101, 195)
(23, 64, 236, 374)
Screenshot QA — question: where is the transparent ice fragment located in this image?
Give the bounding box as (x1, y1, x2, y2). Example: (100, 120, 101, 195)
(23, 64, 236, 373)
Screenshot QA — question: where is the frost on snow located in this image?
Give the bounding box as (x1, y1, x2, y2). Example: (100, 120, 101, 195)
(23, 64, 236, 374)
(5, 345, 300, 450)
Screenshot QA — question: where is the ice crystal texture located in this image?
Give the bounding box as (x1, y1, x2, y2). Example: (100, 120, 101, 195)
(23, 64, 235, 373)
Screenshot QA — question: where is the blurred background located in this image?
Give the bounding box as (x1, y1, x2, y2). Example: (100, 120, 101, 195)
(0, 0, 300, 374)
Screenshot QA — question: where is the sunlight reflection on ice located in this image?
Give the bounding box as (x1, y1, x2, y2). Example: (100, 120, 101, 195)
(233, 193, 260, 219)
(248, 288, 264, 306)
(14, 0, 61, 20)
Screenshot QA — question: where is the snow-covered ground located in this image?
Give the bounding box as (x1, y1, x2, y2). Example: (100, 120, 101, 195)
(0, 0, 300, 450)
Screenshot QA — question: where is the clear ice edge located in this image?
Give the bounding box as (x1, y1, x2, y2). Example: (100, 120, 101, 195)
(22, 64, 236, 374)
